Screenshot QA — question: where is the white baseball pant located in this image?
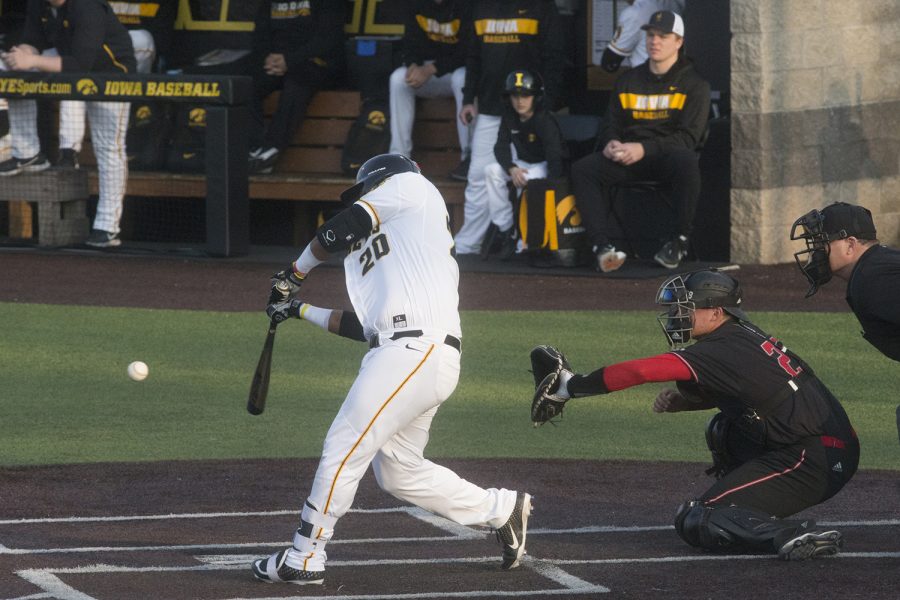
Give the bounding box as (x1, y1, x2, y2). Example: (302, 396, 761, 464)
(452, 114, 501, 254)
(284, 333, 517, 573)
(484, 157, 548, 232)
(388, 65, 470, 160)
(59, 30, 154, 152)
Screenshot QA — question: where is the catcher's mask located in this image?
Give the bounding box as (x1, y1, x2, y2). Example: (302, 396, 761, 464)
(790, 202, 877, 297)
(656, 270, 747, 348)
(340, 153, 421, 204)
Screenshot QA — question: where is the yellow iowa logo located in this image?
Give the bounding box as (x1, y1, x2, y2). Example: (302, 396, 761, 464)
(136, 105, 152, 120)
(368, 110, 386, 126)
(76, 79, 98, 96)
(189, 108, 206, 125)
(556, 195, 581, 226)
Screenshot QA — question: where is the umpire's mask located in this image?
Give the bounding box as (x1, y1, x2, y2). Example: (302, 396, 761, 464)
(790, 203, 877, 297)
(656, 270, 747, 348)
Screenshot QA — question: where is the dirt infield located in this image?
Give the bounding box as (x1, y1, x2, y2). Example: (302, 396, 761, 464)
(1, 249, 897, 599)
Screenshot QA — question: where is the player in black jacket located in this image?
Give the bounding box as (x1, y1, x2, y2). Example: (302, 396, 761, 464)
(0, 0, 135, 248)
(482, 69, 565, 259)
(248, 0, 345, 174)
(539, 269, 859, 560)
(571, 10, 709, 273)
(453, 0, 564, 255)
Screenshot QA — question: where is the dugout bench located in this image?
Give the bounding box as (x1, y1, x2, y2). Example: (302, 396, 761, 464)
(81, 90, 466, 250)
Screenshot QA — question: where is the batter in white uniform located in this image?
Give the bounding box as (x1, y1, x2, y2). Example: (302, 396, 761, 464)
(253, 154, 532, 586)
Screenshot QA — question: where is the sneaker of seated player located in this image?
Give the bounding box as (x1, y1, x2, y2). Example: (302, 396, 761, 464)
(85, 228, 121, 248)
(251, 547, 325, 585)
(654, 235, 689, 269)
(0, 152, 51, 177)
(249, 147, 279, 175)
(595, 244, 626, 273)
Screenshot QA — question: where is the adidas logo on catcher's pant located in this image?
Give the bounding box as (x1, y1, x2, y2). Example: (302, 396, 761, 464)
(251, 548, 325, 585)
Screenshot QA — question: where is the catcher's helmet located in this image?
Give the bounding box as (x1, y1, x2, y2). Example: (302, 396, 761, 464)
(340, 153, 421, 203)
(656, 269, 747, 348)
(790, 202, 877, 297)
(503, 69, 544, 98)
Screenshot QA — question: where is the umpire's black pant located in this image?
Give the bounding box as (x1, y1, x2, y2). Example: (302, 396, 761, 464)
(250, 60, 340, 152)
(570, 147, 701, 251)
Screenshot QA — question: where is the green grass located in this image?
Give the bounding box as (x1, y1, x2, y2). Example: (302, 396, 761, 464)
(1, 304, 897, 469)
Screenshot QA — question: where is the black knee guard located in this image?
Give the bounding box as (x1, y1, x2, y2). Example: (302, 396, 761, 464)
(674, 501, 735, 549)
(675, 502, 807, 553)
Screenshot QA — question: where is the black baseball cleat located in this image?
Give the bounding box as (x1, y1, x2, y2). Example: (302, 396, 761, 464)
(0, 153, 50, 176)
(251, 548, 325, 585)
(496, 492, 532, 569)
(777, 530, 843, 561)
(85, 229, 121, 248)
(55, 148, 80, 169)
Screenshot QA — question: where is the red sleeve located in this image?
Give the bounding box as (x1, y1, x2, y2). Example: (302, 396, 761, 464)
(603, 353, 696, 392)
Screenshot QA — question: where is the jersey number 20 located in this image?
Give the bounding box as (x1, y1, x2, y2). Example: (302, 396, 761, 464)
(360, 233, 390, 276)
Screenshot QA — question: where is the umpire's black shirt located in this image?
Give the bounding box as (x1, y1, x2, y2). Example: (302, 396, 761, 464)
(846, 244, 900, 361)
(22, 0, 136, 73)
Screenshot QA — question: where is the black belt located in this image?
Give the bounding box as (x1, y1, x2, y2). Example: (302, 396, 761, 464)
(369, 330, 461, 352)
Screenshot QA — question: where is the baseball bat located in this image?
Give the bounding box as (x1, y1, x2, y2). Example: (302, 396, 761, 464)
(247, 319, 278, 415)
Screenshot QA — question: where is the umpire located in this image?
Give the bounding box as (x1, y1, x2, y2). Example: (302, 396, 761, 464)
(791, 202, 900, 362)
(530, 269, 859, 560)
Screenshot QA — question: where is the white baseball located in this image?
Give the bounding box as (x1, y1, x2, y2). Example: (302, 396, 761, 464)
(127, 361, 149, 381)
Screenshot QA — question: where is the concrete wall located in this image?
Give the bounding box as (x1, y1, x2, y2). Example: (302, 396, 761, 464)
(730, 0, 900, 263)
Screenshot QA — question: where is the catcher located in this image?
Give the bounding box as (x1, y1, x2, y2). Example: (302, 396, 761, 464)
(530, 269, 859, 560)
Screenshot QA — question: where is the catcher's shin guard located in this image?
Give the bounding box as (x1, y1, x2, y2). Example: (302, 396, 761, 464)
(675, 502, 813, 553)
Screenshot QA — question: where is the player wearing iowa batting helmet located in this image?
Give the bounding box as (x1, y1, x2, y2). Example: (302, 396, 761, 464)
(529, 269, 859, 560)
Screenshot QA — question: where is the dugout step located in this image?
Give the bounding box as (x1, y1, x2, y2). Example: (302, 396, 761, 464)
(0, 169, 89, 247)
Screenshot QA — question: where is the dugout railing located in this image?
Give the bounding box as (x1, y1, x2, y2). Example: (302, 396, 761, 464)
(0, 72, 251, 256)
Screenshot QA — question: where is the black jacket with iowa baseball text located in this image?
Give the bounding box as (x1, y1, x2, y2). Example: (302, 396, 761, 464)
(252, 0, 345, 73)
(462, 0, 563, 116)
(21, 0, 136, 73)
(401, 0, 471, 77)
(602, 55, 710, 158)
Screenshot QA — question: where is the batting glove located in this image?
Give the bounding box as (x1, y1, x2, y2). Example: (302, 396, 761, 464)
(267, 299, 305, 324)
(268, 265, 305, 304)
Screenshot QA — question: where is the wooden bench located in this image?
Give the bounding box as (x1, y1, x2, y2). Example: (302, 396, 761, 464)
(81, 90, 466, 246)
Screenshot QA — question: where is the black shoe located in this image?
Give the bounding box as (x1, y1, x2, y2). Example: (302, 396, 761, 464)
(479, 223, 500, 260)
(496, 492, 532, 570)
(777, 530, 843, 561)
(448, 157, 470, 181)
(251, 548, 325, 585)
(85, 228, 121, 248)
(654, 235, 688, 269)
(498, 228, 518, 261)
(0, 153, 50, 176)
(249, 147, 279, 174)
(55, 148, 79, 169)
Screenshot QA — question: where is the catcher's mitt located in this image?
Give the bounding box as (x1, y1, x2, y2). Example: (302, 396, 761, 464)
(530, 345, 572, 426)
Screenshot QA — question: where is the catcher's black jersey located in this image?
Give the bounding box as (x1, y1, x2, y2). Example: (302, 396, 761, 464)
(673, 321, 852, 446)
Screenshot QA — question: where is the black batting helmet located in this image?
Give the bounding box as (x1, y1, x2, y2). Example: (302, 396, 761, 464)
(656, 269, 747, 348)
(503, 69, 544, 97)
(340, 153, 421, 203)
